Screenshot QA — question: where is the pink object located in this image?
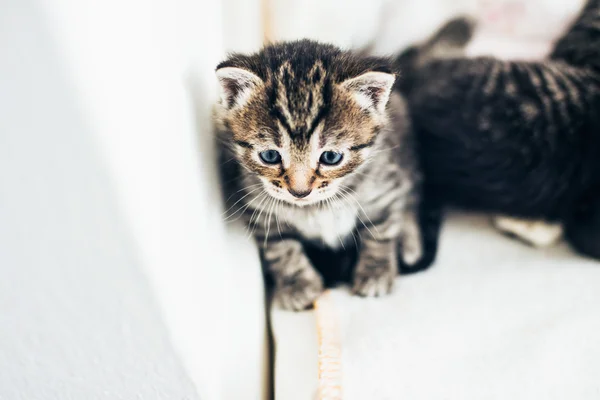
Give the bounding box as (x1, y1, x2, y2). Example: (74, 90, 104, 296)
(466, 0, 585, 60)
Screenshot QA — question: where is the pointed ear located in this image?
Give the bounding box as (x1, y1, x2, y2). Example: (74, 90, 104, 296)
(216, 67, 263, 109)
(340, 71, 395, 114)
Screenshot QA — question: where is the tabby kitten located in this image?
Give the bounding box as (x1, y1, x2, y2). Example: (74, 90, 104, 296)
(215, 40, 433, 311)
(395, 2, 600, 258)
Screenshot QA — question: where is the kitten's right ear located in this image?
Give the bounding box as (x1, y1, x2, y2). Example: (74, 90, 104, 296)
(340, 71, 395, 115)
(216, 67, 263, 110)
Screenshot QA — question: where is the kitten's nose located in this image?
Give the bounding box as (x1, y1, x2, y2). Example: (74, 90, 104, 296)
(288, 188, 312, 199)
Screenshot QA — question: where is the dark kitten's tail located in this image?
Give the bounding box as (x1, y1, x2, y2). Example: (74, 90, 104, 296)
(395, 16, 476, 92)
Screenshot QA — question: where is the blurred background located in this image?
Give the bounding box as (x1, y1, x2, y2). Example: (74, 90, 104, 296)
(0, 0, 588, 399)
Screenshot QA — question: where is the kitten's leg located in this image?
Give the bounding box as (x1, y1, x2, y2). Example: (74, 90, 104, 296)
(352, 237, 397, 297)
(353, 204, 404, 297)
(260, 239, 324, 311)
(399, 209, 424, 266)
(492, 216, 564, 247)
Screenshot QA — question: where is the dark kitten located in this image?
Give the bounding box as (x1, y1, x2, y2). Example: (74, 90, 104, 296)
(396, 2, 600, 255)
(215, 40, 439, 311)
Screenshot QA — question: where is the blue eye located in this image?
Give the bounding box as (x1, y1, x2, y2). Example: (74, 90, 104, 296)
(320, 151, 343, 165)
(259, 150, 282, 164)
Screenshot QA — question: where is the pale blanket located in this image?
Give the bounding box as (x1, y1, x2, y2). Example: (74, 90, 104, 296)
(271, 2, 596, 399)
(272, 214, 600, 400)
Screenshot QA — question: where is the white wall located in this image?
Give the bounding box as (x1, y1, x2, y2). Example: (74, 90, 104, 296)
(36, 0, 268, 399)
(0, 1, 201, 398)
(222, 0, 264, 52)
(267, 0, 584, 57)
(269, 0, 475, 53)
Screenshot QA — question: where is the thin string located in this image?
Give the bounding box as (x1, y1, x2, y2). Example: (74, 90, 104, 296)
(314, 290, 343, 400)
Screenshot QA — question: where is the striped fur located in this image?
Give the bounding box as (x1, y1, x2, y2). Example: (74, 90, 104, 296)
(216, 41, 438, 310)
(395, 2, 600, 259)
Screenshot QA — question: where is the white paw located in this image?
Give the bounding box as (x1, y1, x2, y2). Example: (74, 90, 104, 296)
(493, 216, 563, 247)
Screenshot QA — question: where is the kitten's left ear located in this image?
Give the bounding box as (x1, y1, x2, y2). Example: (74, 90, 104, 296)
(216, 67, 263, 110)
(340, 71, 396, 115)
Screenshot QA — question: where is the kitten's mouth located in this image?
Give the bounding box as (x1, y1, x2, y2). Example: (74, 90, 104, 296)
(285, 193, 335, 208)
(265, 185, 333, 207)
(278, 193, 322, 207)
(278, 197, 312, 207)
(292, 198, 311, 207)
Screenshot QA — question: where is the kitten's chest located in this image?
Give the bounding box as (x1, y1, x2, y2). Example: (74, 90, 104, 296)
(286, 206, 358, 249)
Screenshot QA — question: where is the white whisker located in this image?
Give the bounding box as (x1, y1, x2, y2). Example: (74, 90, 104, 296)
(246, 192, 270, 239)
(224, 188, 265, 223)
(327, 194, 346, 250)
(225, 192, 262, 224)
(369, 144, 400, 155)
(250, 194, 275, 239)
(338, 186, 380, 239)
(275, 199, 283, 238)
(264, 196, 278, 246)
(222, 184, 263, 219)
(220, 156, 237, 166)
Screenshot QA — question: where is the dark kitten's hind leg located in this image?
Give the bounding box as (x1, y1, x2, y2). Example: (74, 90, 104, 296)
(398, 195, 443, 274)
(566, 190, 600, 260)
(567, 217, 600, 260)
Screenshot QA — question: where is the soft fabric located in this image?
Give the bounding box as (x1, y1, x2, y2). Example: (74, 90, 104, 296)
(466, 0, 586, 59)
(269, 2, 595, 399)
(272, 213, 600, 400)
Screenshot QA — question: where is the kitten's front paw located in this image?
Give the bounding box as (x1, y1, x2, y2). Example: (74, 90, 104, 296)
(275, 269, 324, 311)
(352, 266, 396, 297)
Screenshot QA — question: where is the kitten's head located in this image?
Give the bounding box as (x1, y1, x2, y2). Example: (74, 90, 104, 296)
(215, 40, 396, 207)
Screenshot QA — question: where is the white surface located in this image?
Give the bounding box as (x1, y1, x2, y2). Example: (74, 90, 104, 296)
(273, 214, 600, 399)
(1, 0, 268, 398)
(0, 1, 199, 398)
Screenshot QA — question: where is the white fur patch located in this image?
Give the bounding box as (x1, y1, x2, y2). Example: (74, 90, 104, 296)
(287, 205, 358, 249)
(493, 216, 564, 247)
